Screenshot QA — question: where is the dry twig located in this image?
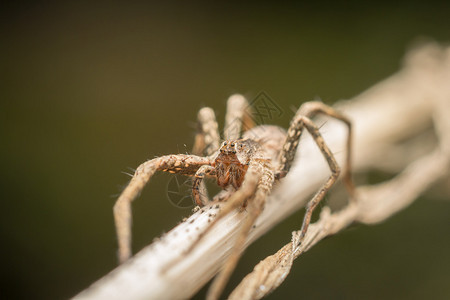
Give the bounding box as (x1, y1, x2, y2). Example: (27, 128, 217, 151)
(74, 42, 450, 300)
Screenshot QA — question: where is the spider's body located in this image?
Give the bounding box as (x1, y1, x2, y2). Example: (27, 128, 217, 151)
(213, 136, 276, 189)
(113, 95, 354, 300)
(214, 140, 251, 189)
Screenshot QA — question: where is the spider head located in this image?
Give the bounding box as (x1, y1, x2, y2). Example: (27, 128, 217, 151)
(216, 139, 254, 165)
(219, 140, 237, 154)
(215, 140, 239, 164)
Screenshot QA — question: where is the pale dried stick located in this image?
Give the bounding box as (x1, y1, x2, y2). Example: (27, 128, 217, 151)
(74, 43, 449, 300)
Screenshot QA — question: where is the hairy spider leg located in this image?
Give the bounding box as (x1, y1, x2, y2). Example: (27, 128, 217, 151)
(113, 155, 211, 263)
(207, 160, 273, 300)
(277, 101, 355, 245)
(224, 94, 255, 140)
(161, 163, 261, 275)
(191, 108, 220, 207)
(192, 165, 216, 206)
(192, 107, 220, 156)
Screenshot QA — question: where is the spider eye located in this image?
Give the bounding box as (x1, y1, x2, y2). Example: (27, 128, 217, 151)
(230, 142, 235, 147)
(222, 142, 227, 146)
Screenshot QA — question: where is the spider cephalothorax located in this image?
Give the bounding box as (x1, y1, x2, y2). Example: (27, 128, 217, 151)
(214, 139, 259, 189)
(113, 94, 354, 300)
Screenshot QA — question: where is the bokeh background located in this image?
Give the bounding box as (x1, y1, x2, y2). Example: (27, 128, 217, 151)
(1, 1, 450, 299)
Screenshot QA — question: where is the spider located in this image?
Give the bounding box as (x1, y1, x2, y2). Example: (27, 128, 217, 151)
(113, 94, 355, 300)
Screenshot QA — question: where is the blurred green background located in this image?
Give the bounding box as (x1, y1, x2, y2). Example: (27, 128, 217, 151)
(1, 1, 450, 299)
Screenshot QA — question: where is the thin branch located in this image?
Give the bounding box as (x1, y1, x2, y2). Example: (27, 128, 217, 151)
(74, 42, 450, 300)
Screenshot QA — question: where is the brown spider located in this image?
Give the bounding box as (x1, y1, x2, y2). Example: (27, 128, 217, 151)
(113, 94, 354, 300)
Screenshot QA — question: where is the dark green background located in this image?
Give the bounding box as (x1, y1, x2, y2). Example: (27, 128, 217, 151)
(1, 1, 450, 299)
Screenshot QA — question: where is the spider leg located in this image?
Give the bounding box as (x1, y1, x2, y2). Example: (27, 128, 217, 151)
(207, 164, 273, 300)
(162, 165, 261, 274)
(278, 101, 355, 197)
(114, 154, 211, 263)
(192, 107, 220, 156)
(185, 166, 261, 255)
(191, 107, 220, 206)
(224, 94, 255, 140)
(277, 101, 355, 245)
(192, 165, 216, 206)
